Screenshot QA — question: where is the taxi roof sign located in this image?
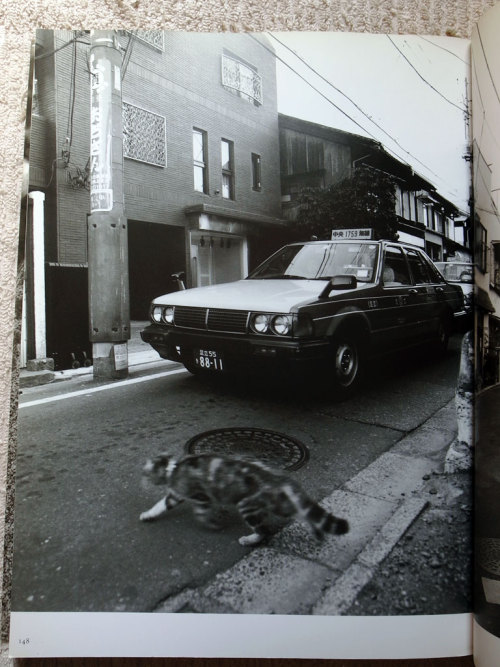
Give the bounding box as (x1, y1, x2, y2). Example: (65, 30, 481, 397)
(331, 228, 373, 240)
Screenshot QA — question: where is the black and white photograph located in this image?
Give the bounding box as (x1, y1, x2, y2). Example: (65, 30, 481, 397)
(8, 28, 475, 658)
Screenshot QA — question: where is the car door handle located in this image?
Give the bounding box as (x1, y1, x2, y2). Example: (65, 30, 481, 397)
(435, 287, 444, 293)
(408, 289, 418, 294)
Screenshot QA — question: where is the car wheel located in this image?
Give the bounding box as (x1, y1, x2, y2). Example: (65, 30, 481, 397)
(182, 357, 206, 375)
(330, 332, 364, 397)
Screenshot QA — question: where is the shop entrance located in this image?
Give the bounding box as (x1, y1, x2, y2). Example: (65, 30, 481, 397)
(190, 231, 247, 287)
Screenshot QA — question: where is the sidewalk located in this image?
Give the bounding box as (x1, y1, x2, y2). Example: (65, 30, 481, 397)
(154, 397, 468, 615)
(19, 321, 162, 389)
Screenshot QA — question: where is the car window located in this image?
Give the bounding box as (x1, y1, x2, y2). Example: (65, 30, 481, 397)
(423, 256, 446, 283)
(435, 262, 473, 283)
(248, 242, 378, 282)
(382, 246, 411, 286)
(406, 249, 433, 284)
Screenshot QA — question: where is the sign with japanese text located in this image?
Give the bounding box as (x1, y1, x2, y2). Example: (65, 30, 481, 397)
(331, 228, 373, 240)
(90, 53, 113, 212)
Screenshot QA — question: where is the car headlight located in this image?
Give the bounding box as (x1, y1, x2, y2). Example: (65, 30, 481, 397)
(152, 306, 163, 323)
(252, 313, 271, 333)
(163, 306, 175, 324)
(271, 314, 293, 335)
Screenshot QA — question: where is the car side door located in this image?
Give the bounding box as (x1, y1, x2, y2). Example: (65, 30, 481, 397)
(372, 245, 421, 349)
(404, 247, 438, 338)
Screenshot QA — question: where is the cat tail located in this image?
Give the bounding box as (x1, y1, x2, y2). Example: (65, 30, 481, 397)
(300, 498, 349, 539)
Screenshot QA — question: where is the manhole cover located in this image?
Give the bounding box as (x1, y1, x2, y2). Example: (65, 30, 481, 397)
(184, 427, 309, 471)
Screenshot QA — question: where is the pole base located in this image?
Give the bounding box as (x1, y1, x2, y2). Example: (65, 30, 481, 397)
(92, 342, 128, 380)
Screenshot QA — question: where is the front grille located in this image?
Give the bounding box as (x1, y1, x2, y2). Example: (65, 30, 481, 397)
(174, 306, 207, 329)
(207, 309, 249, 333)
(173, 306, 249, 334)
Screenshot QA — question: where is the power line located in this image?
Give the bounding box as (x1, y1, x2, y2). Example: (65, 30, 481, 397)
(474, 25, 500, 107)
(252, 33, 467, 204)
(418, 36, 470, 65)
(34, 35, 90, 60)
(386, 35, 468, 115)
(247, 34, 381, 143)
(266, 32, 447, 183)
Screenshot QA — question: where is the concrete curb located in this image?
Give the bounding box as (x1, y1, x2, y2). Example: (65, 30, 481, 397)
(154, 398, 458, 615)
(19, 350, 166, 389)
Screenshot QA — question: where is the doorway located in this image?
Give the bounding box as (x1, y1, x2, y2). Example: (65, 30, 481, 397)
(128, 221, 185, 320)
(190, 231, 247, 287)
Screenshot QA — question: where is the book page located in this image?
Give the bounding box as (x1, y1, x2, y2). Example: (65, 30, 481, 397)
(471, 2, 500, 665)
(7, 29, 473, 659)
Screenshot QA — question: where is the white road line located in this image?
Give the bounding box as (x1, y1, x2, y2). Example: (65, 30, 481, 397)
(19, 368, 188, 409)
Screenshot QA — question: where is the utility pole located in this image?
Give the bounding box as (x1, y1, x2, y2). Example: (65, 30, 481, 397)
(88, 30, 130, 379)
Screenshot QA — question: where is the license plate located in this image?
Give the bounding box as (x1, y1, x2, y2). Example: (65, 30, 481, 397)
(194, 349, 224, 371)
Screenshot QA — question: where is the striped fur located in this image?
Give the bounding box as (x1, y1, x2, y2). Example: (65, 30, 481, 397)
(140, 453, 349, 546)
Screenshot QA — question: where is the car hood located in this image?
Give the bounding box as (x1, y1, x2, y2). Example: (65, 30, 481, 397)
(152, 279, 356, 312)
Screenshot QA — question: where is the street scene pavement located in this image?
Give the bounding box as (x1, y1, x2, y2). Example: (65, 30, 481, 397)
(10, 328, 472, 616)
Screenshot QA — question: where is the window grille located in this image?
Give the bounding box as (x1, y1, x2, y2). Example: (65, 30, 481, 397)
(123, 102, 166, 167)
(129, 30, 164, 50)
(221, 54, 263, 105)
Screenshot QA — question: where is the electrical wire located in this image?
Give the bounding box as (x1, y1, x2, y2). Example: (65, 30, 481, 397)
(247, 34, 381, 143)
(251, 32, 468, 206)
(66, 36, 77, 152)
(386, 35, 468, 115)
(418, 35, 470, 65)
(266, 32, 449, 183)
(474, 25, 500, 106)
(34, 36, 90, 60)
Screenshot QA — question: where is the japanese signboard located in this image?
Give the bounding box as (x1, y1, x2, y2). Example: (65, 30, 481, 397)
(331, 228, 373, 240)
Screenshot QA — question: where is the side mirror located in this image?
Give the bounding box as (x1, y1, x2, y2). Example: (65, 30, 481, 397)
(319, 274, 357, 298)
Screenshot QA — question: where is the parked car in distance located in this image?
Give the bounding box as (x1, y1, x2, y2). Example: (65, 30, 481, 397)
(141, 239, 465, 397)
(434, 261, 473, 316)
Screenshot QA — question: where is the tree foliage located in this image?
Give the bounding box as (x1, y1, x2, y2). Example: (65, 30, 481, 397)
(293, 165, 399, 242)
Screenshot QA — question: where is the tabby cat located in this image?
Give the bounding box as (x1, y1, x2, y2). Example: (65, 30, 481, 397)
(140, 452, 349, 546)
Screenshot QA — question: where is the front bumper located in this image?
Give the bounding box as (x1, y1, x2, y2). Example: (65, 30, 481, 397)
(140, 323, 330, 371)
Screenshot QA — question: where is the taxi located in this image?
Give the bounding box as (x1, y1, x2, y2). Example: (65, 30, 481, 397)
(141, 239, 464, 396)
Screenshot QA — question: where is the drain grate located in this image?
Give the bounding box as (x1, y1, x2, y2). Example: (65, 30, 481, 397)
(184, 427, 309, 471)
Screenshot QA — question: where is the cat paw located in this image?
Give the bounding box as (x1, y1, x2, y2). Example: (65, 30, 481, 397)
(140, 511, 154, 522)
(238, 533, 264, 546)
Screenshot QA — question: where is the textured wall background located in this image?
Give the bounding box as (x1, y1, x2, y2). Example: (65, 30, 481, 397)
(0, 0, 496, 653)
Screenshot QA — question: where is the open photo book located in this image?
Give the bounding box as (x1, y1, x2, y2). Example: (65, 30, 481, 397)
(4, 2, 500, 664)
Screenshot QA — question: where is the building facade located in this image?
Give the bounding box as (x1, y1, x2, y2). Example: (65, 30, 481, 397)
(28, 30, 287, 368)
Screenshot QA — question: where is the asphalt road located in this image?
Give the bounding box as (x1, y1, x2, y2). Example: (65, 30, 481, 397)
(11, 335, 466, 614)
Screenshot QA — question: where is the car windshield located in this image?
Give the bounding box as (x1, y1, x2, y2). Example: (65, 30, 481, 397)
(248, 242, 379, 282)
(434, 262, 473, 284)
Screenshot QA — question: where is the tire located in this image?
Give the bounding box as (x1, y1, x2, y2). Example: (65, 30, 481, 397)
(182, 357, 206, 376)
(330, 332, 364, 398)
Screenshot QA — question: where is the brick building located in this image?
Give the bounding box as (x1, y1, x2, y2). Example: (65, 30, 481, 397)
(28, 30, 287, 368)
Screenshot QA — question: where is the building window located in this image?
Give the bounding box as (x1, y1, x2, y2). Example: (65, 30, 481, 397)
(491, 242, 500, 292)
(123, 30, 164, 51)
(251, 153, 261, 191)
(193, 129, 208, 194)
(221, 139, 234, 200)
(221, 53, 263, 105)
(476, 222, 488, 273)
(123, 103, 166, 167)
